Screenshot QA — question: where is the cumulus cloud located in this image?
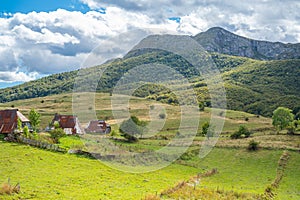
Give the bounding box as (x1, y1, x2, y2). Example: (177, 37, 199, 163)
(81, 0, 300, 42)
(0, 68, 39, 83)
(0, 8, 158, 83)
(0, 0, 299, 85)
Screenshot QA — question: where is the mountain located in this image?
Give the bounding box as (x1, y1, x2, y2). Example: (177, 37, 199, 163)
(0, 28, 299, 117)
(193, 27, 300, 60)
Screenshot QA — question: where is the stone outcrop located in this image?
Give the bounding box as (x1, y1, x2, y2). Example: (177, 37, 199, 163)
(193, 27, 300, 60)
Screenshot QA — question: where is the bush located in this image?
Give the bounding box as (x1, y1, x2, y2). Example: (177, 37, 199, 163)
(159, 113, 166, 119)
(230, 132, 241, 139)
(49, 128, 66, 143)
(23, 126, 30, 138)
(198, 102, 205, 111)
(230, 125, 252, 139)
(248, 140, 259, 151)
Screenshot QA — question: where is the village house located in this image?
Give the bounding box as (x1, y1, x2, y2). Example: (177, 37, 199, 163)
(51, 113, 84, 135)
(0, 109, 31, 134)
(85, 120, 111, 134)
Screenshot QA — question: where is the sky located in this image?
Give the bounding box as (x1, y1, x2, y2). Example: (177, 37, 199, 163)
(0, 0, 299, 88)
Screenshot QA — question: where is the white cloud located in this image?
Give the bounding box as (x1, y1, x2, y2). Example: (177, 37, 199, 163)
(0, 68, 39, 83)
(0, 0, 299, 84)
(81, 0, 300, 43)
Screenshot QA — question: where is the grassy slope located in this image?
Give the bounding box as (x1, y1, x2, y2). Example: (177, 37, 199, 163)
(0, 52, 299, 117)
(0, 93, 272, 133)
(0, 141, 199, 200)
(0, 93, 299, 199)
(1, 142, 299, 199)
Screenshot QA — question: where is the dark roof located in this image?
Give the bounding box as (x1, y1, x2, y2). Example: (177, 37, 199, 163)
(52, 114, 76, 129)
(85, 120, 109, 133)
(0, 109, 18, 134)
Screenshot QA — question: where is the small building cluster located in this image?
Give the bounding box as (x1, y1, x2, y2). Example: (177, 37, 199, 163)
(0, 109, 111, 135)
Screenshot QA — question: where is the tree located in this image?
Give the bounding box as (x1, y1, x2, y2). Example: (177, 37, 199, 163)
(272, 107, 294, 132)
(29, 109, 41, 132)
(49, 128, 66, 143)
(119, 116, 147, 142)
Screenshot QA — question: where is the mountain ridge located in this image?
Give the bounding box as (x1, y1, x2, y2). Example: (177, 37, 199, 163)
(193, 27, 300, 60)
(0, 27, 299, 117)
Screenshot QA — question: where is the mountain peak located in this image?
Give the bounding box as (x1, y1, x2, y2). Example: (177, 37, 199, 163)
(193, 27, 300, 60)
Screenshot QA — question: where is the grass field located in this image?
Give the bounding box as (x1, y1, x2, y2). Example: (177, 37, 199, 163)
(0, 93, 299, 199)
(1, 141, 299, 199)
(0, 141, 200, 199)
(0, 92, 273, 133)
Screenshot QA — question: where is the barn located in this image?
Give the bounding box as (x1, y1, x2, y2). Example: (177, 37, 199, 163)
(0, 109, 31, 134)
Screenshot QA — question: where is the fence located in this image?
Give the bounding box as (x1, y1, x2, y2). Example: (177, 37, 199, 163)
(17, 136, 67, 153)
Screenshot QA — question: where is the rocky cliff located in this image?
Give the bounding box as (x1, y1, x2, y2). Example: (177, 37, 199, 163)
(193, 27, 300, 60)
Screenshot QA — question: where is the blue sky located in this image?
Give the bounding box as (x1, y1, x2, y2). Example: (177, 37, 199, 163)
(0, 0, 90, 14)
(0, 0, 299, 89)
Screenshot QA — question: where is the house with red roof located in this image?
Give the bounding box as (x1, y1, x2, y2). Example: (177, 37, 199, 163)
(51, 113, 84, 135)
(0, 109, 31, 134)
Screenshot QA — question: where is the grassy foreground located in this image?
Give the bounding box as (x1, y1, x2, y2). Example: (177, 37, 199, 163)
(0, 141, 199, 199)
(1, 140, 299, 199)
(0, 93, 299, 199)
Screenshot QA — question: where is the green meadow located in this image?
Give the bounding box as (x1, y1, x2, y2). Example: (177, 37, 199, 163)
(0, 93, 299, 199)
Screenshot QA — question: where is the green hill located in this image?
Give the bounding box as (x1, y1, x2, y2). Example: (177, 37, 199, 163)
(0, 50, 299, 117)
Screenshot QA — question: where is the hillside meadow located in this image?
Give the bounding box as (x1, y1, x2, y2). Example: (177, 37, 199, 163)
(0, 93, 299, 199)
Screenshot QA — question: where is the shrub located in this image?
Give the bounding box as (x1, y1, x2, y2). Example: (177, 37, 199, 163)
(230, 132, 241, 139)
(49, 128, 66, 143)
(150, 105, 155, 110)
(159, 113, 166, 119)
(122, 133, 139, 143)
(245, 117, 249, 121)
(201, 121, 209, 136)
(198, 102, 205, 111)
(23, 126, 30, 138)
(230, 125, 252, 139)
(248, 140, 259, 151)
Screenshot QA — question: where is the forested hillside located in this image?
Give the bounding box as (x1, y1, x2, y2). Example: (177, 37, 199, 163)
(0, 50, 299, 117)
